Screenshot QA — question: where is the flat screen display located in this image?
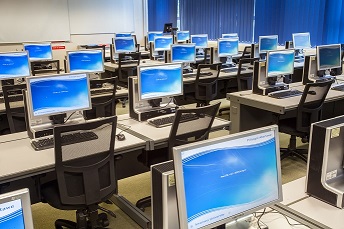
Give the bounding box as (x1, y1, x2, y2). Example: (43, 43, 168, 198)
(0, 199, 25, 229)
(138, 63, 183, 101)
(222, 33, 238, 39)
(114, 37, 136, 53)
(177, 31, 190, 42)
(0, 52, 31, 80)
(23, 43, 53, 61)
(148, 32, 164, 43)
(171, 44, 196, 63)
(292, 32, 311, 50)
(115, 33, 132, 37)
(27, 73, 91, 118)
(317, 44, 341, 70)
(154, 36, 173, 51)
(173, 126, 282, 229)
(218, 38, 239, 57)
(259, 35, 278, 53)
(191, 35, 208, 49)
(267, 49, 295, 77)
(67, 49, 104, 73)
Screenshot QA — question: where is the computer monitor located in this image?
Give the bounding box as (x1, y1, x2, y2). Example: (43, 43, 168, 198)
(138, 63, 183, 101)
(190, 34, 208, 49)
(67, 49, 104, 73)
(176, 31, 190, 42)
(316, 44, 341, 71)
(266, 49, 295, 77)
(115, 32, 132, 37)
(23, 42, 53, 61)
(292, 32, 311, 50)
(258, 35, 278, 53)
(0, 188, 34, 229)
(154, 36, 173, 52)
(173, 125, 282, 229)
(0, 51, 31, 80)
(147, 31, 164, 43)
(217, 38, 239, 57)
(171, 44, 196, 63)
(163, 23, 173, 33)
(113, 37, 136, 53)
(27, 73, 91, 121)
(222, 33, 238, 39)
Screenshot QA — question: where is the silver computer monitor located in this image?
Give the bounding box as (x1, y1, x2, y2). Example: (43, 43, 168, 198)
(316, 44, 342, 71)
(190, 34, 208, 49)
(217, 38, 239, 57)
(222, 33, 239, 39)
(171, 43, 196, 63)
(153, 35, 173, 52)
(0, 51, 31, 80)
(23, 42, 53, 61)
(176, 31, 190, 42)
(258, 35, 278, 53)
(113, 37, 136, 54)
(292, 32, 311, 50)
(66, 49, 104, 73)
(266, 49, 295, 77)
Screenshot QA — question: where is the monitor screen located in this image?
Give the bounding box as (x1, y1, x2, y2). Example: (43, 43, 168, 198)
(0, 51, 31, 80)
(177, 31, 190, 42)
(292, 32, 311, 50)
(266, 49, 295, 77)
(217, 38, 239, 57)
(148, 32, 164, 43)
(0, 188, 34, 229)
(154, 36, 173, 51)
(138, 63, 183, 101)
(115, 32, 132, 37)
(316, 44, 342, 71)
(173, 125, 282, 229)
(113, 37, 136, 53)
(191, 34, 208, 49)
(259, 35, 278, 53)
(171, 44, 196, 63)
(27, 73, 91, 118)
(23, 43, 53, 61)
(222, 33, 238, 39)
(67, 49, 104, 73)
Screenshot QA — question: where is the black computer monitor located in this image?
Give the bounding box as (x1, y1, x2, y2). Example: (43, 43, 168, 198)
(27, 72, 91, 124)
(66, 49, 104, 73)
(173, 125, 282, 229)
(0, 51, 31, 81)
(163, 23, 173, 33)
(23, 42, 53, 61)
(258, 35, 278, 55)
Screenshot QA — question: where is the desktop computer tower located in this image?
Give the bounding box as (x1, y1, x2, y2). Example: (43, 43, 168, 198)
(306, 115, 344, 208)
(151, 160, 179, 229)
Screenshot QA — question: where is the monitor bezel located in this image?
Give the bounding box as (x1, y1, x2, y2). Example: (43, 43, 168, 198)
(147, 31, 164, 43)
(23, 42, 53, 61)
(316, 44, 342, 71)
(190, 34, 209, 49)
(176, 31, 190, 42)
(113, 37, 136, 54)
(26, 72, 92, 119)
(153, 35, 174, 52)
(171, 43, 196, 63)
(66, 49, 105, 74)
(0, 188, 34, 229)
(292, 32, 311, 50)
(222, 33, 239, 39)
(217, 38, 239, 57)
(173, 125, 282, 229)
(115, 32, 132, 37)
(0, 51, 31, 80)
(258, 35, 279, 53)
(266, 49, 295, 77)
(137, 63, 184, 101)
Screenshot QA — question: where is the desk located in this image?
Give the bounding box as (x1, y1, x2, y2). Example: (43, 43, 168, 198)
(228, 83, 344, 133)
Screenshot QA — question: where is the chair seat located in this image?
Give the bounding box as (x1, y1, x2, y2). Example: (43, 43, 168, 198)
(278, 118, 308, 139)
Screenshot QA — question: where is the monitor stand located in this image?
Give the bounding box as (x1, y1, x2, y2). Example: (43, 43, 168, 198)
(182, 63, 193, 74)
(225, 215, 268, 229)
(294, 49, 304, 63)
(49, 113, 67, 125)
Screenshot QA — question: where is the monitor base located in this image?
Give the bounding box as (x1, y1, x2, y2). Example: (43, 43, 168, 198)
(225, 215, 268, 229)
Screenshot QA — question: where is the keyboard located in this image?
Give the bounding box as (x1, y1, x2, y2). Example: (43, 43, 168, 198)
(31, 131, 98, 151)
(331, 84, 344, 91)
(183, 72, 213, 78)
(90, 88, 114, 96)
(147, 113, 200, 128)
(221, 67, 239, 73)
(268, 89, 303, 99)
(0, 95, 23, 103)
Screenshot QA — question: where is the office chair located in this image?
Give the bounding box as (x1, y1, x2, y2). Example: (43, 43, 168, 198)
(40, 116, 118, 229)
(191, 63, 221, 107)
(117, 52, 141, 88)
(218, 57, 258, 116)
(2, 84, 27, 134)
(278, 80, 333, 162)
(136, 102, 221, 211)
(84, 77, 117, 120)
(240, 46, 252, 59)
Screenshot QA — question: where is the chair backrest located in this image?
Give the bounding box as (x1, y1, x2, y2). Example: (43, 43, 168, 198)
(118, 52, 141, 86)
(296, 80, 333, 133)
(2, 84, 27, 133)
(241, 46, 252, 59)
(54, 116, 117, 206)
(194, 63, 221, 105)
(84, 77, 117, 120)
(168, 102, 221, 159)
(236, 57, 259, 91)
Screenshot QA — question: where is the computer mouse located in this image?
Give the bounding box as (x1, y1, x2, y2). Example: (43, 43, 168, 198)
(142, 60, 146, 63)
(116, 133, 126, 141)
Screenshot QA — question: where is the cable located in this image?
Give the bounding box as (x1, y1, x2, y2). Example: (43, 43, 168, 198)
(117, 124, 131, 135)
(255, 209, 304, 227)
(63, 112, 76, 124)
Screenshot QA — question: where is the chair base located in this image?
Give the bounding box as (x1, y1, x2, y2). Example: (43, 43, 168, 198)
(135, 196, 151, 212)
(280, 148, 308, 162)
(218, 107, 230, 116)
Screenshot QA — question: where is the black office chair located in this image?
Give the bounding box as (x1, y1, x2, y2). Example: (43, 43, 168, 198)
(41, 116, 117, 229)
(2, 84, 27, 134)
(136, 102, 221, 211)
(192, 63, 221, 107)
(240, 46, 252, 59)
(117, 52, 141, 88)
(278, 80, 333, 162)
(218, 58, 258, 116)
(84, 77, 117, 120)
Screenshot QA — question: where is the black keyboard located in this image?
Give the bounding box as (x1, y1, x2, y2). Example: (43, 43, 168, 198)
(221, 67, 239, 73)
(268, 89, 303, 99)
(183, 72, 213, 78)
(0, 95, 23, 103)
(331, 84, 344, 91)
(31, 131, 98, 151)
(148, 113, 200, 128)
(90, 88, 114, 96)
